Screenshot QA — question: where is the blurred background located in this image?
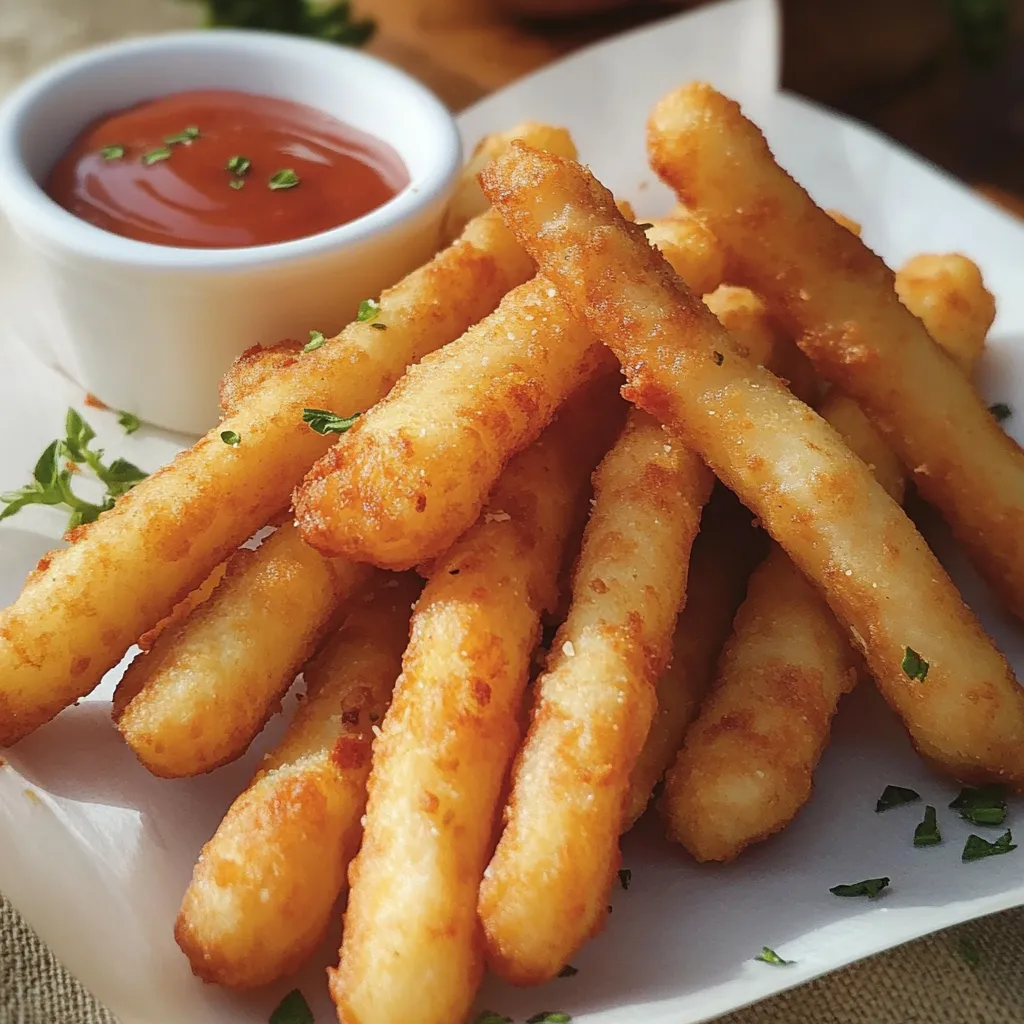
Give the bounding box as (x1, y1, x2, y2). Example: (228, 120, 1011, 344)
(0, 0, 1021, 210)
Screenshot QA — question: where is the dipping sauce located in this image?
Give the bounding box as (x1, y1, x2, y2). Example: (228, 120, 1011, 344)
(45, 90, 409, 248)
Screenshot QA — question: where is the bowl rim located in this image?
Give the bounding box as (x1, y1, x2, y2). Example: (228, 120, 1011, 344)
(0, 29, 463, 271)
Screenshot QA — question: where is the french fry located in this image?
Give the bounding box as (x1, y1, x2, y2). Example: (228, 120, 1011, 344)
(647, 83, 1024, 619)
(479, 409, 712, 983)
(136, 561, 227, 653)
(331, 381, 624, 1024)
(218, 340, 304, 417)
(443, 122, 577, 241)
(645, 215, 724, 296)
(114, 523, 371, 776)
(480, 144, 1024, 786)
(0, 209, 532, 746)
(174, 571, 419, 988)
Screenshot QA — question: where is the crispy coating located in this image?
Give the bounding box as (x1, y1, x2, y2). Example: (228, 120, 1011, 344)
(0, 209, 532, 746)
(443, 122, 577, 241)
(174, 571, 419, 988)
(624, 489, 764, 827)
(479, 409, 713, 984)
(331, 381, 624, 1024)
(645, 215, 725, 296)
(136, 562, 227, 654)
(114, 524, 371, 777)
(218, 340, 304, 418)
(647, 83, 1024, 620)
(294, 277, 614, 568)
(895, 254, 994, 376)
(480, 143, 1024, 785)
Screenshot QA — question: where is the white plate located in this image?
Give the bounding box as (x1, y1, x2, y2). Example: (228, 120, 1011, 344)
(3, 1, 1024, 1022)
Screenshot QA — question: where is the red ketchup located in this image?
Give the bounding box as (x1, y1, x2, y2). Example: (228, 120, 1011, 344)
(45, 90, 409, 248)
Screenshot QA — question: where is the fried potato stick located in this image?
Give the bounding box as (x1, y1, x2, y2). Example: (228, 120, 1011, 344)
(479, 409, 712, 983)
(443, 122, 577, 241)
(0, 209, 532, 746)
(645, 215, 724, 296)
(175, 571, 420, 989)
(480, 145, 1024, 786)
(114, 523, 371, 776)
(648, 83, 1024, 619)
(218, 340, 304, 418)
(331, 382, 624, 1024)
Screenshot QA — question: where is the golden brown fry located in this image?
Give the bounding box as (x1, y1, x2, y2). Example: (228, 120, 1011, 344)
(114, 524, 371, 777)
(294, 277, 613, 568)
(218, 340, 304, 418)
(331, 381, 624, 1024)
(0, 209, 532, 746)
(479, 410, 712, 984)
(480, 144, 1024, 786)
(825, 209, 862, 236)
(443, 122, 577, 241)
(136, 562, 227, 654)
(648, 83, 1024, 620)
(895, 254, 995, 375)
(624, 489, 764, 828)
(645, 215, 725, 295)
(174, 571, 419, 989)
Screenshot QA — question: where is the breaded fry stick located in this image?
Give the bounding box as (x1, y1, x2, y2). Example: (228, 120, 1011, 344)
(645, 215, 724, 296)
(114, 523, 371, 776)
(648, 83, 1024, 619)
(479, 410, 712, 984)
(218, 340, 304, 418)
(0, 210, 532, 746)
(136, 562, 227, 653)
(175, 571, 419, 988)
(480, 145, 1024, 785)
(443, 122, 577, 241)
(623, 489, 763, 828)
(331, 381, 624, 1024)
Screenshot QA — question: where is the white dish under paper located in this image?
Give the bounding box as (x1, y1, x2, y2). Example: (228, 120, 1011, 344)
(2, 0, 1024, 1021)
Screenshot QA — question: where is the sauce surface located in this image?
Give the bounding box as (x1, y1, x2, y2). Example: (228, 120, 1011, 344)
(46, 90, 409, 248)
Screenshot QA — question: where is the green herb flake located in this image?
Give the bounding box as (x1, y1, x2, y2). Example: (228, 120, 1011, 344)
(142, 147, 173, 166)
(303, 330, 327, 353)
(914, 805, 942, 847)
(526, 1014, 572, 1024)
(962, 829, 1017, 863)
(370, 322, 388, 331)
(164, 126, 200, 145)
(558, 964, 579, 977)
(473, 1014, 512, 1024)
(229, 179, 245, 191)
(100, 145, 125, 161)
(958, 936, 982, 968)
(829, 877, 890, 899)
(226, 155, 251, 177)
(990, 402, 1012, 423)
(901, 647, 929, 682)
(269, 168, 300, 190)
(221, 430, 241, 447)
(950, 784, 1007, 827)
(876, 785, 921, 812)
(302, 408, 360, 436)
(269, 988, 313, 1024)
(618, 868, 632, 890)
(357, 298, 380, 323)
(754, 946, 794, 965)
(116, 411, 141, 435)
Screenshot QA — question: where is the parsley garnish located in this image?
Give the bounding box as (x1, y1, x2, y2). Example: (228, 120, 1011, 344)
(618, 868, 631, 890)
(357, 298, 380, 322)
(221, 430, 241, 447)
(958, 936, 982, 968)
(901, 647, 929, 681)
(269, 989, 313, 1024)
(876, 785, 921, 812)
(990, 402, 1012, 423)
(370, 322, 388, 331)
(914, 805, 941, 847)
(302, 408, 360, 435)
(269, 168, 300, 190)
(229, 179, 245, 190)
(527, 1014, 572, 1023)
(227, 155, 251, 177)
(830, 877, 890, 899)
(303, 330, 326, 353)
(473, 1014, 511, 1024)
(712, 350, 724, 365)
(754, 947, 794, 965)
(558, 964, 579, 977)
(100, 145, 125, 161)
(116, 411, 141, 435)
(950, 784, 1007, 826)
(142, 147, 173, 166)
(962, 829, 1016, 862)
(164, 126, 200, 145)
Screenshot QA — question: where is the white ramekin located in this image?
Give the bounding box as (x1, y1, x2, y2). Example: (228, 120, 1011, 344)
(0, 31, 462, 434)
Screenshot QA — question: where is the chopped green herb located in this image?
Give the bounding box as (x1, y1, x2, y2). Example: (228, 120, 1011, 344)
(100, 145, 125, 161)
(712, 350, 724, 366)
(269, 988, 313, 1024)
(526, 1014, 572, 1024)
(958, 936, 982, 968)
(876, 785, 921, 812)
(226, 155, 251, 177)
(370, 322, 388, 331)
(221, 430, 241, 447)
(990, 402, 1012, 423)
(962, 829, 1016, 862)
(901, 647, 929, 681)
(164, 126, 200, 145)
(754, 946, 794, 965)
(142, 147, 173, 166)
(950, 784, 1007, 826)
(558, 964, 579, 978)
(303, 330, 327, 353)
(303, 408, 360, 435)
(269, 168, 300, 190)
(116, 411, 141, 435)
(914, 805, 941, 847)
(473, 1014, 512, 1024)
(191, 0, 377, 47)
(618, 868, 632, 890)
(829, 877, 890, 899)
(357, 298, 380, 322)
(229, 179, 245, 190)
